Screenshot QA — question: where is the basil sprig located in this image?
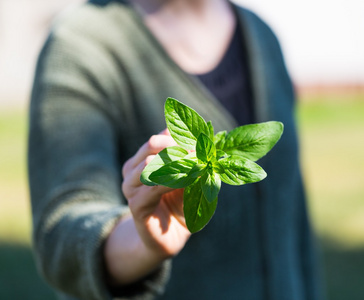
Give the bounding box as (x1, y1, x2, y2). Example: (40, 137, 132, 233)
(141, 98, 284, 233)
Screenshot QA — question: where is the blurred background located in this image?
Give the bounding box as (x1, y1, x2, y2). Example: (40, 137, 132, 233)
(0, 0, 363, 299)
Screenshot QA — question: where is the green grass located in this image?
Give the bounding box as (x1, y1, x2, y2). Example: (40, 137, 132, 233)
(0, 108, 57, 299)
(0, 109, 28, 183)
(0, 109, 30, 243)
(296, 94, 364, 300)
(297, 97, 364, 248)
(0, 94, 364, 299)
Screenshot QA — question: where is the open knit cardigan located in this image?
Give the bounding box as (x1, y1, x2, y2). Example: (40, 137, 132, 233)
(28, 1, 323, 299)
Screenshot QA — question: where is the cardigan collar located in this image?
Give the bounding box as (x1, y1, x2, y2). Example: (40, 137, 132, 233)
(108, 1, 272, 128)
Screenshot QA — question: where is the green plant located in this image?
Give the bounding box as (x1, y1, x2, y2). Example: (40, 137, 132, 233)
(141, 98, 283, 233)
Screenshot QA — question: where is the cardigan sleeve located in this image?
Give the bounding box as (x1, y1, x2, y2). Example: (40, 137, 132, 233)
(28, 17, 170, 300)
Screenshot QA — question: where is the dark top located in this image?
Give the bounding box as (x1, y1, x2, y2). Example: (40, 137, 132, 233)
(197, 23, 254, 125)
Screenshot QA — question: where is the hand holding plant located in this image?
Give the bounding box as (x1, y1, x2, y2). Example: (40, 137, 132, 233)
(141, 98, 283, 233)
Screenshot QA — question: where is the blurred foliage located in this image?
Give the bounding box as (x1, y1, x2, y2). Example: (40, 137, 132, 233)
(0, 109, 30, 243)
(0, 93, 363, 299)
(297, 96, 364, 248)
(296, 94, 364, 300)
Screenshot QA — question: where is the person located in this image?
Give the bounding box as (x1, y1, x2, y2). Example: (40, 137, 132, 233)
(28, 0, 323, 299)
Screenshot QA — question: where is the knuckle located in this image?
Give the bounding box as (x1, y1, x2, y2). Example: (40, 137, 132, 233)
(147, 134, 159, 150)
(121, 179, 131, 198)
(121, 160, 130, 179)
(145, 155, 155, 165)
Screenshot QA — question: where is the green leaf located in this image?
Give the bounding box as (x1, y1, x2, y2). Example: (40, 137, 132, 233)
(200, 170, 221, 203)
(196, 133, 216, 163)
(165, 97, 210, 150)
(188, 163, 207, 178)
(140, 98, 284, 234)
(207, 121, 214, 140)
(214, 155, 267, 185)
(183, 178, 218, 233)
(149, 158, 197, 188)
(216, 149, 227, 160)
(214, 130, 226, 149)
(221, 121, 284, 161)
(140, 146, 189, 186)
(184, 151, 197, 160)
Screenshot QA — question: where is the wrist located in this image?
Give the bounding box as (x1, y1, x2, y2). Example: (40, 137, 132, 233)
(104, 215, 167, 286)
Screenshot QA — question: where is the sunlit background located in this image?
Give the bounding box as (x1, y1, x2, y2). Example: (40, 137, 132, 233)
(1, 0, 363, 299)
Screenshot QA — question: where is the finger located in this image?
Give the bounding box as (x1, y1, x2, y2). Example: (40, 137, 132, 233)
(164, 189, 187, 226)
(130, 134, 176, 168)
(126, 184, 173, 218)
(163, 188, 185, 216)
(124, 159, 149, 189)
(123, 157, 173, 197)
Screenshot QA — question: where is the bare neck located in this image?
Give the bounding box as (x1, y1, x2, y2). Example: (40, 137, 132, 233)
(131, 0, 213, 15)
(131, 0, 236, 74)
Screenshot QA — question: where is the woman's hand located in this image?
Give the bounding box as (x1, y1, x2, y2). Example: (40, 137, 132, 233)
(105, 130, 191, 285)
(122, 129, 191, 256)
